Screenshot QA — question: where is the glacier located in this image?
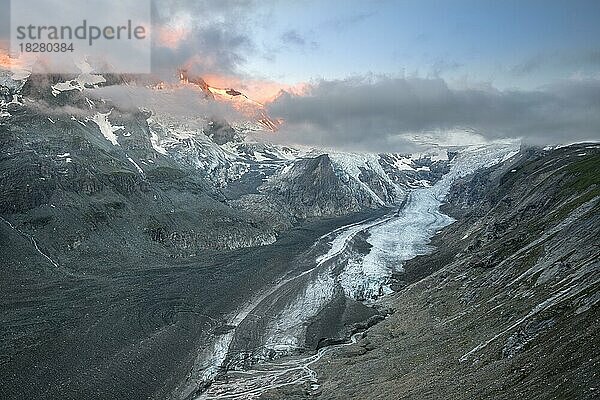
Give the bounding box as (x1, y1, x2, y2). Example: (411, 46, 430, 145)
(339, 140, 521, 301)
(194, 141, 521, 399)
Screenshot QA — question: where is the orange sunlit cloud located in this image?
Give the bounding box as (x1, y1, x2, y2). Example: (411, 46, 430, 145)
(155, 14, 193, 49)
(0, 42, 12, 69)
(202, 73, 310, 104)
(156, 26, 191, 49)
(0, 49, 34, 73)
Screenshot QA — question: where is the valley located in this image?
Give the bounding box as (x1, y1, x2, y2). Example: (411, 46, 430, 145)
(1, 65, 598, 400)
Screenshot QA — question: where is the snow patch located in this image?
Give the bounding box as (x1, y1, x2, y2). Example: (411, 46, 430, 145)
(90, 111, 124, 146)
(150, 130, 168, 155)
(127, 156, 144, 175)
(253, 151, 269, 162)
(6, 95, 24, 106)
(391, 156, 416, 171)
(501, 150, 519, 162)
(70, 116, 86, 126)
(51, 59, 106, 96)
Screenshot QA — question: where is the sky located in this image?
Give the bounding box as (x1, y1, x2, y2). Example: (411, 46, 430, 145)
(249, 0, 600, 90)
(150, 0, 600, 89)
(149, 0, 600, 148)
(3, 0, 599, 86)
(2, 0, 600, 149)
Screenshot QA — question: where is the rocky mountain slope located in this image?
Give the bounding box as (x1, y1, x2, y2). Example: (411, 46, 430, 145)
(1, 68, 457, 399)
(1, 69, 450, 259)
(266, 143, 600, 399)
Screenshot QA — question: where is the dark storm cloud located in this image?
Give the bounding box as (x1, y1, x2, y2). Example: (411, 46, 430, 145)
(267, 76, 600, 151)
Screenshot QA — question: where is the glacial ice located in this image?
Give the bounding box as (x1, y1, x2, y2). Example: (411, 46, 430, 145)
(263, 272, 337, 354)
(193, 141, 523, 394)
(340, 188, 455, 300)
(339, 141, 522, 301)
(258, 141, 523, 356)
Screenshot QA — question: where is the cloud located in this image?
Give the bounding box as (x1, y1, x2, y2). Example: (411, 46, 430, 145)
(267, 76, 600, 151)
(89, 84, 244, 122)
(281, 30, 306, 47)
(511, 49, 600, 77)
(430, 59, 463, 78)
(278, 29, 318, 53)
(319, 11, 376, 32)
(155, 25, 253, 76)
(1, 0, 254, 77)
(510, 54, 545, 76)
(151, 0, 258, 78)
(0, 0, 8, 42)
(201, 73, 309, 103)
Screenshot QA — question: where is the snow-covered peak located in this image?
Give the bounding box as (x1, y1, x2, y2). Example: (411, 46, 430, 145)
(146, 114, 250, 186)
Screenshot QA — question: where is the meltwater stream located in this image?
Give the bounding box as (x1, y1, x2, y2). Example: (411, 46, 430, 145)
(193, 143, 520, 400)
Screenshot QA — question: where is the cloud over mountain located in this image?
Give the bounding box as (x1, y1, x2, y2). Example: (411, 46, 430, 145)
(267, 76, 600, 151)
